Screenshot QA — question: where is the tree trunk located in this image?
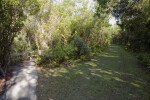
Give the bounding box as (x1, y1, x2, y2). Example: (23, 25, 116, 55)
(0, 67, 6, 77)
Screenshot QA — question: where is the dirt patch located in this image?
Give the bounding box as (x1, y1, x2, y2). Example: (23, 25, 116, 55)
(0, 78, 5, 95)
(0, 69, 13, 96)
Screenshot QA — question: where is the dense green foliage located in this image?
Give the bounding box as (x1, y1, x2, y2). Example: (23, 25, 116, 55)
(0, 0, 40, 77)
(18, 0, 112, 67)
(112, 0, 150, 68)
(112, 0, 150, 51)
(137, 53, 150, 69)
(0, 0, 114, 76)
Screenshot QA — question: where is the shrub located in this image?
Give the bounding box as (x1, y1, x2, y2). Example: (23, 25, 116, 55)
(63, 44, 77, 59)
(137, 53, 150, 69)
(72, 36, 91, 57)
(38, 42, 67, 66)
(37, 36, 92, 67)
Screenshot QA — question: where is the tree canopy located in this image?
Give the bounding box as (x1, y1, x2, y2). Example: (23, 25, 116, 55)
(0, 0, 40, 77)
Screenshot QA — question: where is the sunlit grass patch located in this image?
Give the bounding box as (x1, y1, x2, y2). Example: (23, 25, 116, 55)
(37, 45, 150, 100)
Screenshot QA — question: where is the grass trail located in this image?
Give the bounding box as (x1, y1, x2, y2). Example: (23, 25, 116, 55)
(37, 45, 150, 100)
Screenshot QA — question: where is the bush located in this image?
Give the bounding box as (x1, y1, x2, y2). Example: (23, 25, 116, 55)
(38, 42, 67, 66)
(63, 43, 77, 59)
(72, 36, 91, 57)
(37, 36, 92, 67)
(137, 53, 150, 69)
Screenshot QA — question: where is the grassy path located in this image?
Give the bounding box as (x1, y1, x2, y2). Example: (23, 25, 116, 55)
(37, 45, 150, 100)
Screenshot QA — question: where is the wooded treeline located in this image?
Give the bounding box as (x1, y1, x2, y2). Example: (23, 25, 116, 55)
(112, 0, 150, 52)
(112, 0, 150, 68)
(27, 0, 113, 67)
(0, 0, 150, 77)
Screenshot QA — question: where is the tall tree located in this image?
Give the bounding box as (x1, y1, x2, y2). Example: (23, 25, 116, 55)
(112, 0, 150, 51)
(0, 0, 40, 77)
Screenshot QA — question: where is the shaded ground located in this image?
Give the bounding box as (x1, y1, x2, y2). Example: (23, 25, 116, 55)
(0, 78, 5, 95)
(0, 68, 13, 95)
(37, 45, 150, 100)
(0, 61, 38, 100)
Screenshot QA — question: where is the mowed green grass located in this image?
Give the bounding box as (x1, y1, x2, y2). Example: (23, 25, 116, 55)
(37, 45, 150, 100)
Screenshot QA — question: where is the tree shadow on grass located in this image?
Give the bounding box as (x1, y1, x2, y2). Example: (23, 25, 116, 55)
(37, 45, 150, 100)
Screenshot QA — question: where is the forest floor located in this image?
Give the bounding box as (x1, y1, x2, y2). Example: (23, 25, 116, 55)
(37, 45, 150, 100)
